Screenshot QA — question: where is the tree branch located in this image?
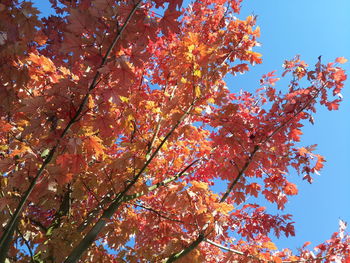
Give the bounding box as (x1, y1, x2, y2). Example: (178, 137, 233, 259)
(17, 229, 35, 263)
(146, 119, 162, 161)
(204, 238, 330, 263)
(77, 137, 200, 233)
(166, 234, 205, 263)
(134, 203, 185, 224)
(261, 86, 322, 146)
(64, 101, 196, 263)
(220, 145, 259, 203)
(0, 0, 143, 256)
(204, 239, 243, 256)
(123, 159, 200, 202)
(46, 188, 72, 236)
(165, 83, 326, 262)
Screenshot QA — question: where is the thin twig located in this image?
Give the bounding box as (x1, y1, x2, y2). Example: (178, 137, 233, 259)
(134, 203, 185, 224)
(204, 239, 243, 256)
(77, 158, 199, 232)
(17, 229, 35, 263)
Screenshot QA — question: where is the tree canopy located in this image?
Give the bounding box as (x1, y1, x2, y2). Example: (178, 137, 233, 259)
(0, 0, 349, 262)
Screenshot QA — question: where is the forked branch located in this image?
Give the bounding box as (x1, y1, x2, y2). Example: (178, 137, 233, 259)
(0, 0, 142, 260)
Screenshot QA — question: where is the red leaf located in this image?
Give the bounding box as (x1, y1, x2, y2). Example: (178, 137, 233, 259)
(56, 154, 86, 174)
(160, 10, 181, 35)
(245, 183, 261, 197)
(333, 69, 347, 82)
(327, 101, 339, 111)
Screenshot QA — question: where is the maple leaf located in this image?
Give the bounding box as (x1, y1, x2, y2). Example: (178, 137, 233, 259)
(284, 182, 298, 195)
(130, 45, 150, 68)
(245, 183, 261, 197)
(191, 181, 208, 191)
(168, 0, 183, 11)
(215, 203, 234, 215)
(56, 172, 74, 184)
(0, 1, 348, 262)
(160, 10, 181, 35)
(333, 69, 347, 82)
(298, 147, 308, 157)
(313, 154, 325, 171)
(56, 154, 86, 174)
(263, 241, 277, 250)
(327, 100, 339, 110)
(28, 53, 56, 72)
(303, 173, 313, 183)
(85, 136, 105, 157)
(290, 128, 303, 141)
(233, 191, 246, 204)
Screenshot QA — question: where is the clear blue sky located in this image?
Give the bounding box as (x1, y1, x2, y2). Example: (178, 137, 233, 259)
(232, 0, 350, 250)
(31, 0, 350, 253)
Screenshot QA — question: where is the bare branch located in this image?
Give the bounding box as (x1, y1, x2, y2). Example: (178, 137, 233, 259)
(123, 158, 200, 202)
(17, 229, 35, 263)
(204, 239, 244, 256)
(134, 203, 185, 224)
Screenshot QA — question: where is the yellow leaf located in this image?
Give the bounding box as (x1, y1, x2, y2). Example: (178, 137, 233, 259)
(188, 44, 195, 52)
(217, 203, 234, 214)
(88, 96, 95, 109)
(335, 57, 348, 64)
(207, 98, 215, 104)
(194, 107, 202, 114)
(59, 66, 71, 75)
(145, 101, 155, 109)
(119, 96, 129, 103)
(195, 86, 201, 97)
(263, 241, 277, 250)
(193, 69, 201, 77)
(191, 181, 208, 190)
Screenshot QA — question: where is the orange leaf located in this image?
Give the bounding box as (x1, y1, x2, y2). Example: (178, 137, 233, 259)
(263, 241, 277, 250)
(86, 136, 105, 157)
(302, 241, 311, 248)
(335, 57, 348, 64)
(284, 182, 298, 195)
(191, 181, 208, 191)
(273, 257, 283, 263)
(314, 155, 325, 171)
(291, 129, 303, 141)
(298, 147, 308, 156)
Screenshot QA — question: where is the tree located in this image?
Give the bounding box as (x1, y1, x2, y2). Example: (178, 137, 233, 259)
(0, 0, 349, 262)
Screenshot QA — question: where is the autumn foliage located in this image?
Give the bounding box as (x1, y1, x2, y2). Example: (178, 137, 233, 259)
(0, 0, 349, 262)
